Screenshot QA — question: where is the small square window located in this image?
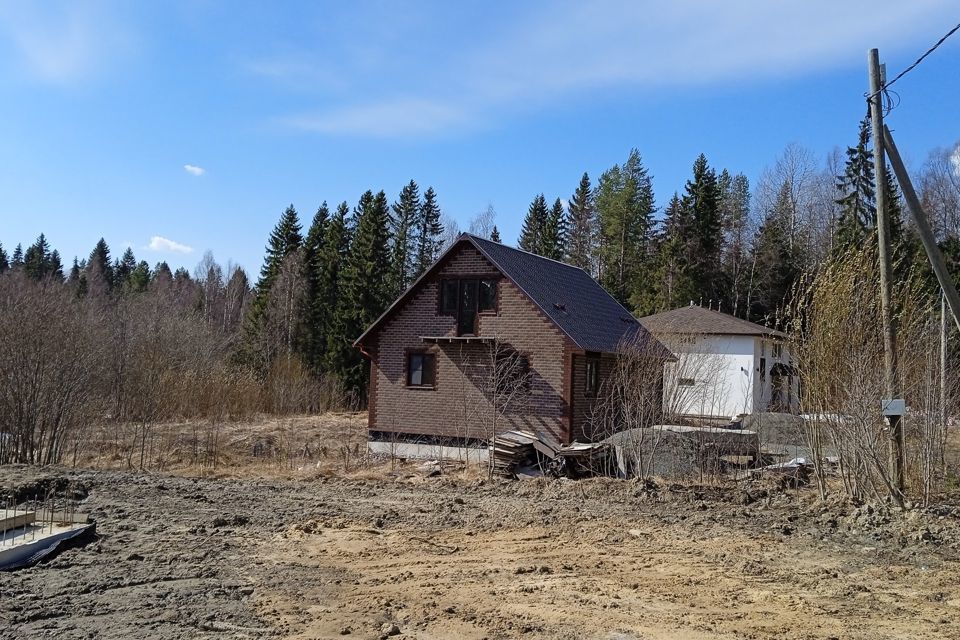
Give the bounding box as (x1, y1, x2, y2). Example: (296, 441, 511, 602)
(478, 279, 497, 312)
(407, 353, 436, 387)
(440, 280, 458, 315)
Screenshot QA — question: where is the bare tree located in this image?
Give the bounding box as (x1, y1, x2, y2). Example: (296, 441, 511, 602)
(918, 142, 960, 240)
(439, 214, 461, 252)
(586, 334, 666, 478)
(788, 243, 955, 505)
(0, 272, 106, 464)
(469, 204, 497, 239)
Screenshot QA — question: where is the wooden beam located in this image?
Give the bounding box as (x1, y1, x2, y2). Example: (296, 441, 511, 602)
(882, 124, 960, 332)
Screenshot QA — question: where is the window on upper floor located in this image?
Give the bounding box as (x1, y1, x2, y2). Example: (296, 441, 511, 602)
(440, 279, 459, 315)
(772, 342, 783, 359)
(440, 278, 498, 316)
(478, 279, 497, 312)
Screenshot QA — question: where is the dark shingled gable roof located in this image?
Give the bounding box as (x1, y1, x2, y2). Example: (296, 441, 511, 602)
(638, 305, 787, 338)
(355, 233, 671, 357)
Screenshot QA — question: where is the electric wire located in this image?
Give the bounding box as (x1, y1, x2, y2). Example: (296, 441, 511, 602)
(866, 20, 960, 105)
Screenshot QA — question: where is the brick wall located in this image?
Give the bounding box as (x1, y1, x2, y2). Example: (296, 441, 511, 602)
(367, 244, 573, 444)
(570, 352, 617, 441)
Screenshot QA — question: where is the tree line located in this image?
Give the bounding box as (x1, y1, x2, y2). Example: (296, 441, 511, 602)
(2, 123, 959, 465)
(514, 120, 960, 322)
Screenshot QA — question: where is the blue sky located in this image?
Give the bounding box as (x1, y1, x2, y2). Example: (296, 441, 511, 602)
(1, 1, 958, 275)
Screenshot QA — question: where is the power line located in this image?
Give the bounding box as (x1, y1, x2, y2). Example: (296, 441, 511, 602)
(866, 20, 960, 102)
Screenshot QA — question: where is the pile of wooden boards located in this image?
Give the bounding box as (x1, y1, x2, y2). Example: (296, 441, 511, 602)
(490, 430, 541, 476)
(490, 430, 610, 478)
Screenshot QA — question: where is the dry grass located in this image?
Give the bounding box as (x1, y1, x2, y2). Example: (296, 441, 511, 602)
(72, 412, 491, 481)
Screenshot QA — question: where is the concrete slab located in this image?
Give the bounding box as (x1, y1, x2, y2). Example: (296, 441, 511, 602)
(368, 440, 489, 463)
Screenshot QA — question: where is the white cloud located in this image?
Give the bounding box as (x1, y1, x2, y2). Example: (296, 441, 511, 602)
(147, 236, 193, 254)
(281, 98, 470, 137)
(0, 2, 134, 85)
(183, 164, 206, 176)
(268, 0, 954, 137)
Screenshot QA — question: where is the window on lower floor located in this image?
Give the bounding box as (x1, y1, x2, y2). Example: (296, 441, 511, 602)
(677, 377, 696, 387)
(407, 352, 436, 387)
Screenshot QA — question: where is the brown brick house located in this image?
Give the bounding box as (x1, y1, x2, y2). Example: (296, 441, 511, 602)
(354, 234, 671, 449)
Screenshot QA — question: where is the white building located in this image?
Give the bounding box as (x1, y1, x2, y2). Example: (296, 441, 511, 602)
(638, 305, 797, 420)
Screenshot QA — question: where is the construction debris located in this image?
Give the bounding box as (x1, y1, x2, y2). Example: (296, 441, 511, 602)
(736, 457, 813, 486)
(604, 425, 760, 478)
(490, 430, 543, 476)
(490, 431, 612, 478)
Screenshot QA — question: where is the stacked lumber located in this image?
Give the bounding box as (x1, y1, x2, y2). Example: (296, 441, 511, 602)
(489, 430, 539, 476)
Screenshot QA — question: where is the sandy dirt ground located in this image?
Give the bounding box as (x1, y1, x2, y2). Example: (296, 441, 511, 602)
(2, 463, 960, 640)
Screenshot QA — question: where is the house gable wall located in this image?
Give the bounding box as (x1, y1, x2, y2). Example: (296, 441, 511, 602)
(657, 333, 798, 419)
(368, 245, 572, 444)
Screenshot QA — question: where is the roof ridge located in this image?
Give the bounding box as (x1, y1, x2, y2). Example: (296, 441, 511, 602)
(697, 305, 773, 329)
(464, 233, 588, 273)
(639, 305, 784, 336)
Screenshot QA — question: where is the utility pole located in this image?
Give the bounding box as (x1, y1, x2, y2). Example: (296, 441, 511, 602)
(942, 294, 948, 452)
(868, 48, 905, 499)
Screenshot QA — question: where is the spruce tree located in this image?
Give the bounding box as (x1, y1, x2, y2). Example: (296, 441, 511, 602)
(391, 180, 421, 295)
(683, 154, 724, 304)
(835, 117, 877, 252)
(48, 250, 63, 281)
(720, 171, 752, 317)
(749, 181, 800, 321)
(566, 172, 595, 271)
(518, 194, 548, 254)
(251, 204, 303, 318)
(116, 247, 137, 288)
(490, 226, 501, 243)
(595, 149, 656, 307)
(320, 202, 353, 375)
(10, 243, 23, 269)
(87, 238, 114, 292)
(413, 187, 443, 277)
(24, 233, 51, 280)
(11, 243, 24, 267)
(542, 198, 567, 260)
(153, 261, 173, 284)
(68, 257, 81, 281)
(66, 257, 84, 296)
(0, 243, 8, 273)
(332, 191, 393, 395)
(654, 193, 698, 310)
(301, 202, 331, 373)
(129, 260, 151, 293)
